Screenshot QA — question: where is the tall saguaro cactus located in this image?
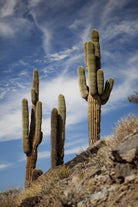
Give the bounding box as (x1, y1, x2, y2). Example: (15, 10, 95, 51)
(22, 69, 43, 188)
(51, 94, 66, 168)
(77, 29, 114, 146)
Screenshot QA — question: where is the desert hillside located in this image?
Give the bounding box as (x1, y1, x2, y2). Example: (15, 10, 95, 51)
(0, 115, 138, 207)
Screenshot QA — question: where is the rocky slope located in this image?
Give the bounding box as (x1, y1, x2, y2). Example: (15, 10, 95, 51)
(19, 129, 138, 207)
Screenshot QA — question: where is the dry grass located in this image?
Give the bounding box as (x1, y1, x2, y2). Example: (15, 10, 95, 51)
(0, 188, 22, 207)
(13, 165, 70, 206)
(110, 114, 138, 143)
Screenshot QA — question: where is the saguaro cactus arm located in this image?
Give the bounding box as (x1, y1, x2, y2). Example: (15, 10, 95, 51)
(101, 78, 114, 105)
(77, 66, 88, 100)
(58, 94, 66, 143)
(51, 108, 58, 168)
(33, 101, 43, 148)
(90, 29, 101, 69)
(33, 69, 39, 98)
(51, 94, 66, 167)
(97, 69, 104, 96)
(58, 94, 66, 165)
(22, 98, 31, 155)
(87, 41, 97, 96)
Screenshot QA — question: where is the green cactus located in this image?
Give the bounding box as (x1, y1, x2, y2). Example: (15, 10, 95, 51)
(77, 29, 114, 146)
(22, 69, 43, 188)
(51, 108, 58, 168)
(51, 94, 66, 168)
(57, 94, 66, 165)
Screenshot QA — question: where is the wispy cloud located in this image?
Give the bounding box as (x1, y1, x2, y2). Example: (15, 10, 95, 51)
(38, 151, 50, 159)
(65, 144, 88, 155)
(48, 46, 78, 61)
(37, 144, 88, 160)
(0, 22, 14, 37)
(0, 0, 33, 39)
(0, 163, 12, 170)
(0, 0, 17, 18)
(29, 10, 52, 54)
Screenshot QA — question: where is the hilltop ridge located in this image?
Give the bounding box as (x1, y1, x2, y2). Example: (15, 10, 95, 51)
(19, 129, 138, 207)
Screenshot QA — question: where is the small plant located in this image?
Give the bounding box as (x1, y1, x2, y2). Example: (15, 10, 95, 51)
(54, 165, 71, 180)
(112, 114, 138, 142)
(59, 188, 85, 206)
(92, 149, 108, 168)
(128, 91, 138, 103)
(34, 165, 70, 198)
(36, 179, 56, 196)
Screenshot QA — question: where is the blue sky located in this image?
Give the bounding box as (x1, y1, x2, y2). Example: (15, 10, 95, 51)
(0, 0, 138, 190)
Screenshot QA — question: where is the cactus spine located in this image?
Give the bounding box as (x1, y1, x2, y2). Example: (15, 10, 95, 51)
(77, 29, 114, 146)
(22, 69, 43, 188)
(51, 94, 66, 168)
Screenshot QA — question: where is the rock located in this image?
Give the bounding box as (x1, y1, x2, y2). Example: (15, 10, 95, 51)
(112, 132, 138, 163)
(125, 174, 137, 184)
(76, 169, 101, 189)
(71, 174, 80, 185)
(115, 163, 135, 182)
(87, 139, 107, 154)
(19, 196, 42, 207)
(90, 187, 108, 202)
(77, 200, 84, 207)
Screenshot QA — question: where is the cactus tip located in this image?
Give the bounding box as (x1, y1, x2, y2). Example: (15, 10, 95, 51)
(91, 29, 99, 41)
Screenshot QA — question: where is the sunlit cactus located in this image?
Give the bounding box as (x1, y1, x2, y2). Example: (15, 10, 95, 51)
(51, 94, 66, 168)
(22, 69, 43, 188)
(77, 29, 114, 146)
(51, 108, 58, 168)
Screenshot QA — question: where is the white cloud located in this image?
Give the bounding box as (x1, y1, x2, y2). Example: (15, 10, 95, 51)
(29, 0, 41, 8)
(37, 143, 88, 160)
(80, 25, 92, 44)
(0, 22, 14, 37)
(65, 144, 88, 155)
(48, 46, 78, 61)
(38, 151, 50, 159)
(30, 11, 52, 54)
(0, 0, 17, 18)
(102, 0, 127, 21)
(0, 18, 33, 38)
(101, 19, 138, 42)
(0, 163, 12, 170)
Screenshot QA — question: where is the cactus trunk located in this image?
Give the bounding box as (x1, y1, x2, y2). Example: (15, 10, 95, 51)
(25, 155, 32, 188)
(88, 95, 101, 145)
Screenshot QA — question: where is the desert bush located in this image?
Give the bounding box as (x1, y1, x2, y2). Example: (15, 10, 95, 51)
(54, 165, 71, 180)
(111, 114, 138, 142)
